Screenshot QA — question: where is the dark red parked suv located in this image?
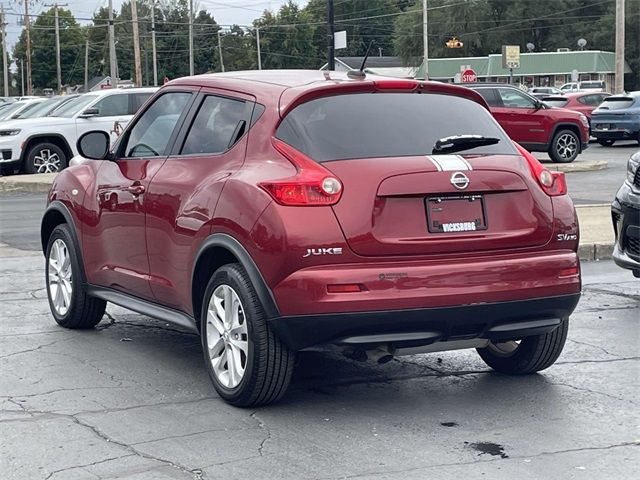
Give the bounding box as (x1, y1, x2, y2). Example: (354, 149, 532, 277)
(41, 71, 581, 406)
(467, 84, 590, 163)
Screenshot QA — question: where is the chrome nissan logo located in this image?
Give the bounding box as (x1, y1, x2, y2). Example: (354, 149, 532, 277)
(450, 172, 470, 190)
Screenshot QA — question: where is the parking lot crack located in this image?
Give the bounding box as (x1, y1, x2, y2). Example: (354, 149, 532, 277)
(547, 380, 638, 406)
(337, 442, 638, 479)
(44, 454, 136, 480)
(250, 411, 272, 457)
(70, 414, 204, 479)
(0, 338, 67, 359)
(567, 338, 621, 357)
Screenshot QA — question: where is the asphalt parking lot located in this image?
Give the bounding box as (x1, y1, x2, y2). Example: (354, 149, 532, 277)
(1, 142, 639, 479)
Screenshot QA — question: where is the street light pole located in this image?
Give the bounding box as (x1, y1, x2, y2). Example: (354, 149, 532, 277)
(217, 29, 224, 72)
(614, 0, 625, 93)
(24, 0, 32, 95)
(151, 1, 157, 86)
(108, 0, 117, 87)
(422, 0, 429, 80)
(327, 0, 334, 70)
(256, 27, 261, 70)
(189, 0, 194, 75)
(131, 0, 142, 87)
(1, 4, 8, 97)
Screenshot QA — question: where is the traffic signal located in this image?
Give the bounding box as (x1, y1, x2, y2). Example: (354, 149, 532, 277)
(446, 38, 464, 49)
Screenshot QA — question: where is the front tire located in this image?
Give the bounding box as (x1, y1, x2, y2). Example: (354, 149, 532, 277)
(549, 130, 579, 163)
(45, 224, 106, 329)
(476, 319, 568, 374)
(201, 263, 295, 407)
(25, 142, 67, 174)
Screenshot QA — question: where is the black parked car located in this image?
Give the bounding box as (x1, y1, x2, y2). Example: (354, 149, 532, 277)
(612, 151, 640, 277)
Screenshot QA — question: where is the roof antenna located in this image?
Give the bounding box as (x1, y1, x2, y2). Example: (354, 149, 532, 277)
(348, 41, 374, 79)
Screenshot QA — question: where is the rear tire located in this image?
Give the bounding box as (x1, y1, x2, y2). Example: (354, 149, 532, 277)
(25, 142, 67, 174)
(45, 224, 106, 329)
(549, 130, 579, 163)
(597, 139, 615, 147)
(476, 319, 568, 374)
(201, 263, 295, 407)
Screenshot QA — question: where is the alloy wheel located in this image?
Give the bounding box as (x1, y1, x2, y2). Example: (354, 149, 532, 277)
(48, 239, 73, 316)
(556, 133, 578, 160)
(34, 149, 62, 173)
(206, 284, 249, 388)
(485, 340, 521, 357)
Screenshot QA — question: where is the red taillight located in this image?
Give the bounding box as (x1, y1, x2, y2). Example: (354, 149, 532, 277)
(260, 138, 343, 206)
(515, 143, 567, 196)
(558, 266, 579, 278)
(327, 283, 365, 293)
(373, 79, 419, 91)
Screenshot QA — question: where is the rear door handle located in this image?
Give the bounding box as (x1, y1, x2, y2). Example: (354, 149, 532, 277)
(126, 184, 145, 196)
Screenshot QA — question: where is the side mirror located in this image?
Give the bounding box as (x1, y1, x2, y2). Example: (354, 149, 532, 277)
(79, 107, 100, 118)
(534, 100, 544, 110)
(77, 131, 110, 160)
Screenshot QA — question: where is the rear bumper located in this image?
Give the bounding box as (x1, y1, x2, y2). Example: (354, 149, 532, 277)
(270, 293, 581, 350)
(272, 251, 581, 316)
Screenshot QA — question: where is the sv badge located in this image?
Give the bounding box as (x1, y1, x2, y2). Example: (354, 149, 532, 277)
(557, 233, 578, 241)
(303, 247, 343, 258)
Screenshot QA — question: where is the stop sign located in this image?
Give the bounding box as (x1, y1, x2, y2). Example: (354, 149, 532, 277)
(461, 68, 477, 83)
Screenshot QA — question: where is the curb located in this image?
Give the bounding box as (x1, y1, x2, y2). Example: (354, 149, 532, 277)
(0, 173, 57, 194)
(578, 243, 615, 262)
(539, 160, 608, 173)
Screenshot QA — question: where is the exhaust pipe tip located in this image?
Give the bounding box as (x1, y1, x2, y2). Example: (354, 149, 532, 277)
(366, 345, 395, 364)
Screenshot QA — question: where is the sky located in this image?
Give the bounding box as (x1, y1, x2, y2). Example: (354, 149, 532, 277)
(2, 0, 310, 50)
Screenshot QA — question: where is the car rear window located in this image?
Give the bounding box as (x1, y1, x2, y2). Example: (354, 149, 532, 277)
(599, 97, 635, 110)
(544, 97, 568, 108)
(276, 93, 516, 162)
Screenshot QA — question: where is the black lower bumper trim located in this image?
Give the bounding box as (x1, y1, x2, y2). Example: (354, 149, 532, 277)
(269, 294, 581, 350)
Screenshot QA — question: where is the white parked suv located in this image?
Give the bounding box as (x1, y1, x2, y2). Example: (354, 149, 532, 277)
(0, 87, 157, 174)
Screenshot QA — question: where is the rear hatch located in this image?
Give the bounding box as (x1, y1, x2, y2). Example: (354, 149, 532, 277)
(592, 96, 637, 125)
(276, 91, 553, 256)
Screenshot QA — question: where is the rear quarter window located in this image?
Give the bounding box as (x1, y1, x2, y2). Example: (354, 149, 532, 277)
(599, 97, 635, 110)
(276, 93, 516, 162)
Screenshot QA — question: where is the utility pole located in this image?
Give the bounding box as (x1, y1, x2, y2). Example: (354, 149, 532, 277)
(422, 0, 429, 80)
(188, 0, 194, 75)
(131, 0, 142, 87)
(24, 0, 32, 95)
(614, 0, 625, 93)
(45, 3, 69, 94)
(1, 4, 8, 97)
(151, 1, 157, 86)
(217, 29, 224, 72)
(20, 60, 24, 96)
(256, 27, 261, 70)
(108, 0, 117, 87)
(84, 39, 88, 91)
(327, 0, 334, 70)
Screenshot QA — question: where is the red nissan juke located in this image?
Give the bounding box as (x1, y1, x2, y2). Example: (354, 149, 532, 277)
(41, 71, 581, 406)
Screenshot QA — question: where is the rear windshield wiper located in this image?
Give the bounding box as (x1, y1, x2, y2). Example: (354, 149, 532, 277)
(432, 135, 500, 154)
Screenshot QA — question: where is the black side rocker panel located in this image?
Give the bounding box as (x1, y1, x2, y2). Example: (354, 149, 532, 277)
(87, 285, 199, 334)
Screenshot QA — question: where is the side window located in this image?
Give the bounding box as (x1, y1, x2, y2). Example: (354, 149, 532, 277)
(475, 88, 501, 107)
(181, 95, 247, 155)
(123, 92, 192, 158)
(130, 93, 153, 114)
(498, 88, 536, 108)
(92, 94, 129, 117)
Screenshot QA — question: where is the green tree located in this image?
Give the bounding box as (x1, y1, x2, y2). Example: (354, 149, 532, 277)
(253, 1, 318, 69)
(13, 8, 86, 91)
